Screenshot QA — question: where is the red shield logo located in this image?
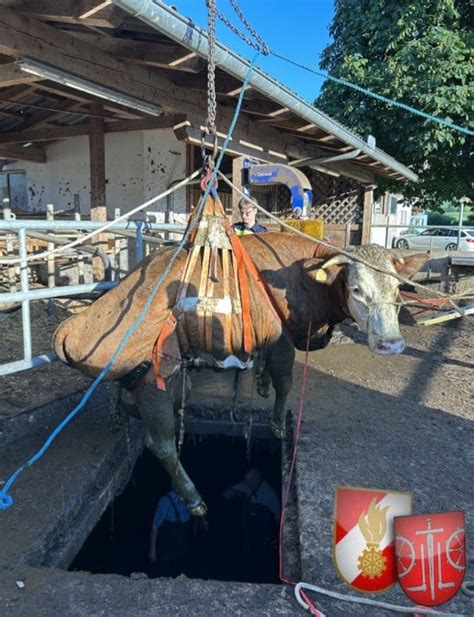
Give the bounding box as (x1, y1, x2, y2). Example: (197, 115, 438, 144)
(395, 511, 466, 606)
(333, 486, 412, 592)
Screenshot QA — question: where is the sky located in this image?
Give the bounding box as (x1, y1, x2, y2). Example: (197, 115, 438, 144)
(172, 0, 335, 103)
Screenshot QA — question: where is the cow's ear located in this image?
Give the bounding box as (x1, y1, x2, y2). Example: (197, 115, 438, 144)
(302, 255, 350, 285)
(392, 253, 428, 278)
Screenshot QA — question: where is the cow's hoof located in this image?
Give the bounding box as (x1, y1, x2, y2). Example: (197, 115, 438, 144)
(257, 384, 270, 399)
(189, 501, 208, 517)
(271, 422, 285, 439)
(256, 376, 271, 399)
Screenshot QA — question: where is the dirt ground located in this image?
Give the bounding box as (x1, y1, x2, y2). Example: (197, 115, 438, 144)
(0, 300, 472, 616)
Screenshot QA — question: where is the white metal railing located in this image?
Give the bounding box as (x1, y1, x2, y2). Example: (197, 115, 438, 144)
(0, 211, 185, 376)
(369, 222, 472, 252)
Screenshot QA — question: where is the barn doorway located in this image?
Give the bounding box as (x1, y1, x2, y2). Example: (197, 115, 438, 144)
(70, 431, 281, 583)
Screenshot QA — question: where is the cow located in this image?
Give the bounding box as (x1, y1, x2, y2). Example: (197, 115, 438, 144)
(54, 234, 425, 516)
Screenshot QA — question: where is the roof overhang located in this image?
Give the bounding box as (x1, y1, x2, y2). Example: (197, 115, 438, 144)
(113, 0, 418, 184)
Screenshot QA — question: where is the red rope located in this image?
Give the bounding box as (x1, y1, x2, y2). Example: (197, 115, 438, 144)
(277, 320, 326, 615)
(279, 319, 312, 580)
(400, 290, 449, 308)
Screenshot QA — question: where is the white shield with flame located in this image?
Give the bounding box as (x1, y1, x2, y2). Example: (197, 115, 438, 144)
(333, 486, 412, 592)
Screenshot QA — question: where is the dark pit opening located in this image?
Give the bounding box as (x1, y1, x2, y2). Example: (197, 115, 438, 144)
(70, 432, 281, 583)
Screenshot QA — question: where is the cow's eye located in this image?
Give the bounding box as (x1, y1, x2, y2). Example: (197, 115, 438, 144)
(351, 286, 362, 296)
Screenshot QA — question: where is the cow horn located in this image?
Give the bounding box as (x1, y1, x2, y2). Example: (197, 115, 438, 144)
(321, 254, 352, 269)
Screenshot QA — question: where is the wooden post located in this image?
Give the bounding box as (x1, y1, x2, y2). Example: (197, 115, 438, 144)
(3, 207, 17, 292)
(361, 186, 373, 245)
(46, 203, 56, 316)
(345, 222, 351, 248)
(231, 156, 245, 224)
(89, 102, 106, 280)
(46, 203, 55, 288)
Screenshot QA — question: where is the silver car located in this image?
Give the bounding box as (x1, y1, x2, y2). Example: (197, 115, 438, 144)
(394, 228, 474, 252)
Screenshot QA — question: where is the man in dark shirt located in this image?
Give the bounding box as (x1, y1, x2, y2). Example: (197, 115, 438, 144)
(232, 196, 268, 236)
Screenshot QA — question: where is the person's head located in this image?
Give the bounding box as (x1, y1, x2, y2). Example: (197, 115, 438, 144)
(244, 467, 262, 492)
(238, 197, 258, 228)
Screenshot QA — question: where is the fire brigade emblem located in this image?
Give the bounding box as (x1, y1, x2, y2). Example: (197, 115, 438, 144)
(395, 511, 466, 606)
(333, 486, 412, 592)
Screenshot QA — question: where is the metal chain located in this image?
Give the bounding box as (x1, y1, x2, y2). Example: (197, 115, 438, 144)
(202, 0, 218, 169)
(228, 0, 269, 55)
(216, 3, 268, 54)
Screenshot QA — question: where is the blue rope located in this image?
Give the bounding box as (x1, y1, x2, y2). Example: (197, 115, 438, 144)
(0, 52, 260, 511)
(270, 51, 474, 137)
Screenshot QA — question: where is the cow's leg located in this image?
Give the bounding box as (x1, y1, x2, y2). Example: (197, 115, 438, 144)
(255, 352, 271, 399)
(267, 336, 295, 439)
(135, 375, 207, 517)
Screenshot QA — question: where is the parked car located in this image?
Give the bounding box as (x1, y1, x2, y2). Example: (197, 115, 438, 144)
(393, 228, 474, 251)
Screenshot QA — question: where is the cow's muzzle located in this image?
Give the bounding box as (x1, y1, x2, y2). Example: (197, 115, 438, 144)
(370, 336, 405, 355)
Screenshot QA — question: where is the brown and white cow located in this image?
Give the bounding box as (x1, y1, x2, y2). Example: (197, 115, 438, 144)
(54, 234, 425, 515)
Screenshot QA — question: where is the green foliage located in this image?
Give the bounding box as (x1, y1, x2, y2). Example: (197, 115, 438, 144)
(316, 0, 473, 208)
(426, 212, 454, 225)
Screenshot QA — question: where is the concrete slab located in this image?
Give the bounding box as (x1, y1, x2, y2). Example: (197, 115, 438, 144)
(290, 319, 473, 616)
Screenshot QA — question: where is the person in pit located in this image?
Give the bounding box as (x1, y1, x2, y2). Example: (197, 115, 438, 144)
(223, 468, 280, 581)
(149, 488, 192, 578)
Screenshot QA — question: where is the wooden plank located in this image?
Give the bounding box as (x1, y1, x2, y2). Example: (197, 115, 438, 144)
(232, 156, 245, 223)
(0, 62, 42, 87)
(0, 114, 185, 144)
(361, 186, 374, 243)
(418, 304, 474, 326)
(0, 144, 46, 162)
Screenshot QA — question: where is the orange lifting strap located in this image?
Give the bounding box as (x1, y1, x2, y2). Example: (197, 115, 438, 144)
(152, 193, 279, 390)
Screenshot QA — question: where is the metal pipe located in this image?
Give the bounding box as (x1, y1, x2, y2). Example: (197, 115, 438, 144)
(18, 228, 32, 360)
(113, 0, 418, 183)
(117, 228, 178, 246)
(0, 353, 57, 377)
(0, 220, 185, 232)
(0, 281, 117, 305)
(457, 201, 464, 251)
(135, 220, 144, 264)
(25, 230, 113, 281)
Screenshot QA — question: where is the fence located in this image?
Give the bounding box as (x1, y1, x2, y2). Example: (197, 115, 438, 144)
(0, 211, 185, 376)
(369, 223, 472, 252)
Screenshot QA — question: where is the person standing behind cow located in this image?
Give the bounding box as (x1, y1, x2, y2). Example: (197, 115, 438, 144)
(149, 488, 192, 578)
(232, 196, 268, 236)
(223, 468, 280, 581)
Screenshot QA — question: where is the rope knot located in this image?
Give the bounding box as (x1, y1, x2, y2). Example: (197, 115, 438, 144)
(0, 492, 13, 510)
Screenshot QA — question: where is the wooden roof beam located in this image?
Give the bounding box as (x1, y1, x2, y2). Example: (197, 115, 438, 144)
(0, 62, 42, 87)
(0, 7, 203, 116)
(0, 114, 185, 144)
(0, 1, 125, 28)
(66, 32, 205, 73)
(0, 144, 46, 162)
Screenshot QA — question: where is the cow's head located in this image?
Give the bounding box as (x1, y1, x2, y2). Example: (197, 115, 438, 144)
(306, 246, 427, 355)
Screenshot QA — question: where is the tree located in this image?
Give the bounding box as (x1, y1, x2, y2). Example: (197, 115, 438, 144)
(316, 0, 473, 208)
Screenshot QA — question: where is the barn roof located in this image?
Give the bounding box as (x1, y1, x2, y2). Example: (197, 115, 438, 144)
(0, 0, 417, 184)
